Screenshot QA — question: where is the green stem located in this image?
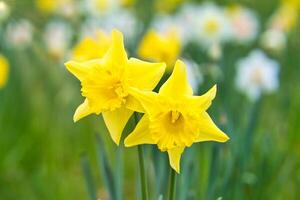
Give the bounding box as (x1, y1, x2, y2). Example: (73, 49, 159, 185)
(168, 169, 176, 200)
(138, 145, 148, 200)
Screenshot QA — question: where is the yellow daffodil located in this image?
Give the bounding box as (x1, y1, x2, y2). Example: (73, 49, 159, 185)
(36, 0, 74, 14)
(155, 0, 183, 13)
(0, 54, 9, 89)
(72, 31, 111, 61)
(270, 2, 299, 32)
(125, 60, 229, 173)
(36, 0, 59, 13)
(121, 0, 135, 7)
(65, 29, 166, 145)
(283, 0, 300, 10)
(138, 29, 181, 72)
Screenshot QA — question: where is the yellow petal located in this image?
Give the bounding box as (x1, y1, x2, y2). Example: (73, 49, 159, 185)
(196, 112, 229, 142)
(74, 99, 93, 122)
(128, 88, 161, 115)
(103, 29, 128, 68)
(102, 106, 133, 145)
(127, 58, 166, 91)
(0, 55, 9, 89)
(64, 59, 102, 81)
(124, 115, 155, 147)
(159, 60, 193, 98)
(137, 30, 181, 69)
(167, 147, 185, 173)
(187, 85, 217, 111)
(125, 95, 145, 113)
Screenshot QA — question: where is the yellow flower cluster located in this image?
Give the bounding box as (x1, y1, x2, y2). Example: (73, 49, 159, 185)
(0, 54, 9, 89)
(66, 29, 229, 172)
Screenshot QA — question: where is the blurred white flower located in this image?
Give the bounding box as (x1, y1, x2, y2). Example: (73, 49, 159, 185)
(260, 29, 287, 52)
(226, 6, 259, 44)
(153, 15, 181, 35)
(235, 50, 280, 101)
(81, 9, 137, 41)
(57, 0, 77, 18)
(208, 42, 222, 61)
(175, 4, 201, 42)
(195, 3, 232, 47)
(5, 19, 33, 48)
(151, 15, 189, 47)
(82, 0, 121, 16)
(182, 58, 203, 92)
(44, 21, 72, 59)
(100, 9, 138, 39)
(0, 1, 10, 21)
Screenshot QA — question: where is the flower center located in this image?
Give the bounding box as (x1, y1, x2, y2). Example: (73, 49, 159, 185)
(251, 68, 263, 85)
(110, 80, 128, 99)
(170, 110, 181, 124)
(204, 18, 220, 34)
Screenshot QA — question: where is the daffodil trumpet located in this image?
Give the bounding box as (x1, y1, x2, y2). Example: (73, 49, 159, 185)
(125, 60, 229, 173)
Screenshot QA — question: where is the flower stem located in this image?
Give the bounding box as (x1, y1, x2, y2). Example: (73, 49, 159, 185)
(138, 145, 148, 200)
(168, 169, 176, 200)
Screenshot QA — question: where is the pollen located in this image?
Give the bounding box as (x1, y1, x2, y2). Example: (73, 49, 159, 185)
(170, 110, 181, 123)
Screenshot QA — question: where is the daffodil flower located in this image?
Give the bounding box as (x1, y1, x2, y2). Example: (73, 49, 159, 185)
(125, 60, 229, 173)
(138, 29, 181, 71)
(65, 30, 166, 145)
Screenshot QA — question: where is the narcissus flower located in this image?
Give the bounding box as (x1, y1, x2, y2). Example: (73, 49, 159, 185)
(235, 50, 280, 101)
(5, 19, 33, 48)
(65, 30, 166, 145)
(44, 20, 72, 59)
(125, 60, 229, 173)
(138, 29, 181, 71)
(195, 3, 232, 47)
(225, 5, 259, 44)
(72, 30, 111, 61)
(0, 54, 9, 89)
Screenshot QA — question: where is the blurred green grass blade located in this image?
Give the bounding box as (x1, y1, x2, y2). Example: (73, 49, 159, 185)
(95, 134, 117, 200)
(81, 154, 97, 200)
(242, 98, 262, 167)
(177, 148, 197, 200)
(115, 146, 124, 200)
(151, 147, 169, 198)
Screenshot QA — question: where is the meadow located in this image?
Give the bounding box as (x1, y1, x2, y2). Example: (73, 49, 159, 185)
(0, 0, 300, 199)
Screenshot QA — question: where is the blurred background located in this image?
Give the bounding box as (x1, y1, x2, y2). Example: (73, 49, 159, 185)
(0, 0, 300, 199)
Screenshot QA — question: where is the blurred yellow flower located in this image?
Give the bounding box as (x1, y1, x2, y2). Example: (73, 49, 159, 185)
(36, 0, 59, 13)
(72, 31, 111, 61)
(35, 0, 73, 14)
(65, 30, 166, 145)
(125, 60, 229, 173)
(0, 55, 9, 89)
(121, 0, 135, 7)
(156, 0, 183, 13)
(138, 29, 181, 71)
(283, 0, 300, 10)
(270, 2, 299, 32)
